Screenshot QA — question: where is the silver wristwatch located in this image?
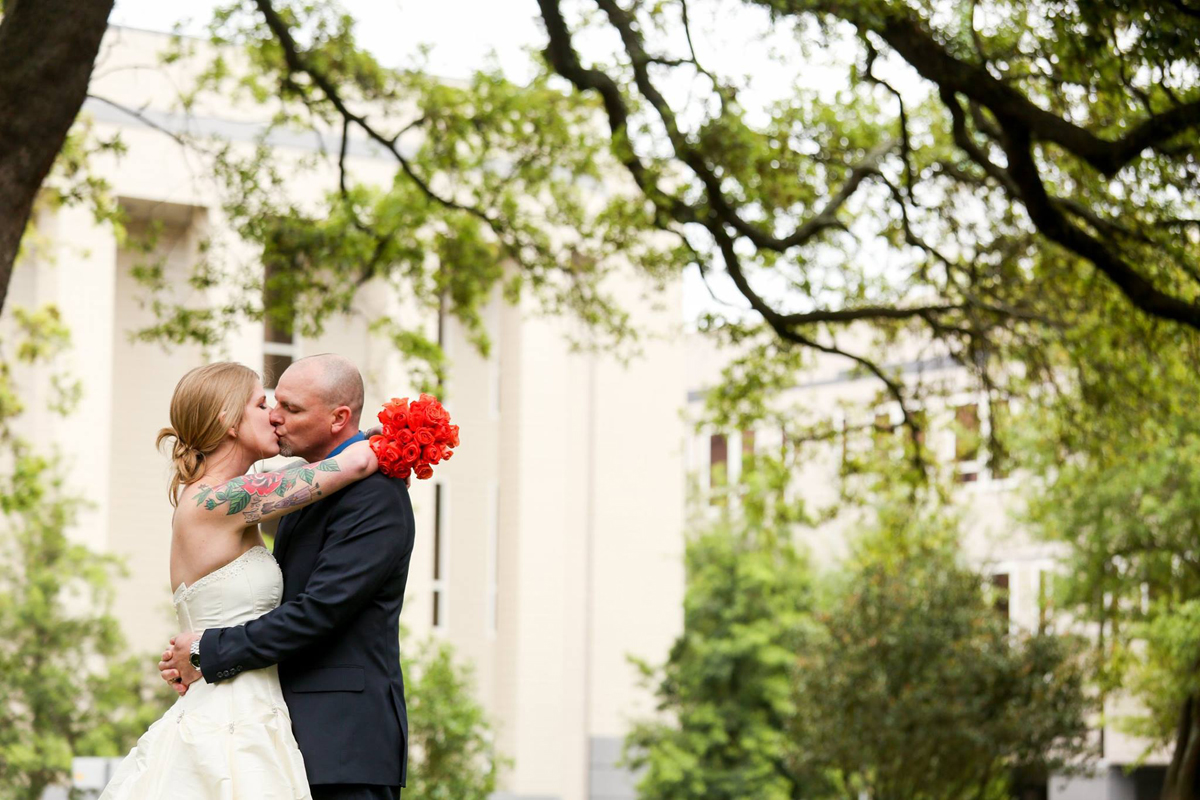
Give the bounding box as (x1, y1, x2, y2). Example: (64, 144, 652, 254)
(189, 638, 202, 672)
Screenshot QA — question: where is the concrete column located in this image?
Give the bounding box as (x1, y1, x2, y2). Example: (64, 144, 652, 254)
(50, 204, 118, 550)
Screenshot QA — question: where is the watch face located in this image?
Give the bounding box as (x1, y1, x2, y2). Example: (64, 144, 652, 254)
(190, 653, 201, 668)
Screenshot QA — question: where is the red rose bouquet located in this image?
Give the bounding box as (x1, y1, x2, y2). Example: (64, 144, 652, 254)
(369, 394, 459, 480)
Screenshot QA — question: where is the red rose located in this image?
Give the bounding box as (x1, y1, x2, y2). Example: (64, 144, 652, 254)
(370, 437, 406, 477)
(414, 463, 434, 480)
(386, 443, 405, 468)
(425, 401, 449, 423)
(408, 409, 426, 429)
(415, 428, 435, 446)
(378, 398, 410, 427)
(397, 428, 415, 446)
(401, 443, 421, 464)
(397, 464, 412, 480)
(445, 424, 460, 447)
(441, 446, 453, 461)
(422, 445, 441, 464)
(241, 472, 285, 496)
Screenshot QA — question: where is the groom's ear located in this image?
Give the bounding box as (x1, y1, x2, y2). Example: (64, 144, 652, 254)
(329, 405, 353, 434)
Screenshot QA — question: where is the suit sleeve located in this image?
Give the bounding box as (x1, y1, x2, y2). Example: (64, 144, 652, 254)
(199, 478, 413, 682)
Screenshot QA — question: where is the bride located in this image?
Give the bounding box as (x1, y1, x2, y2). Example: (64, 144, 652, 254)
(100, 362, 378, 800)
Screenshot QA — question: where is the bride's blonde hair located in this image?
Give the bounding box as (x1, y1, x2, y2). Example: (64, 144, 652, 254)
(157, 362, 260, 507)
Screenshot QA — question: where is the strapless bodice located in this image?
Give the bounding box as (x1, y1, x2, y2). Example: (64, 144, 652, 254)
(100, 545, 308, 799)
(172, 546, 283, 633)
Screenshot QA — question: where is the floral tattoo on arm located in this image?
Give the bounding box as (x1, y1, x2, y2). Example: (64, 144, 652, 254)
(191, 461, 342, 524)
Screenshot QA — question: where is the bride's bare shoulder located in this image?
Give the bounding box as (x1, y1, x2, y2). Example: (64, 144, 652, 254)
(172, 480, 239, 536)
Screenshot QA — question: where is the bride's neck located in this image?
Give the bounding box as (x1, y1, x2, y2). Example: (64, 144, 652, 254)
(202, 441, 256, 485)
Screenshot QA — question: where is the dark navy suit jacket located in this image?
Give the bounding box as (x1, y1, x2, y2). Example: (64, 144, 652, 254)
(199, 465, 414, 787)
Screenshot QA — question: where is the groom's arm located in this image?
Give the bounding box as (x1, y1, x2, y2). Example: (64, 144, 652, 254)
(199, 478, 413, 683)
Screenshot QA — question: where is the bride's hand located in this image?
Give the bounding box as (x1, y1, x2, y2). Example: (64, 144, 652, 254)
(344, 440, 378, 476)
(354, 433, 411, 488)
(159, 633, 200, 695)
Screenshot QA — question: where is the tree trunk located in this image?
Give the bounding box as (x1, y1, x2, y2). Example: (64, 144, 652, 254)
(1163, 693, 1200, 800)
(0, 0, 115, 313)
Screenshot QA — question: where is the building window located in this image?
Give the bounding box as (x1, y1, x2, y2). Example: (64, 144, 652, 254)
(263, 258, 296, 390)
(1037, 569, 1053, 632)
(489, 294, 501, 418)
(911, 410, 927, 447)
(741, 429, 755, 475)
(872, 411, 893, 451)
(955, 404, 980, 482)
(435, 292, 450, 395)
(990, 572, 1010, 619)
(490, 339, 501, 418)
(486, 481, 499, 637)
(709, 434, 727, 503)
(432, 483, 447, 630)
(872, 409, 925, 455)
(988, 399, 1011, 479)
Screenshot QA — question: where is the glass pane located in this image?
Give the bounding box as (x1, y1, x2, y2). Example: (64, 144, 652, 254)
(264, 353, 293, 390)
(955, 404, 980, 461)
(990, 400, 1011, 478)
(710, 434, 727, 488)
(991, 573, 1010, 618)
(263, 257, 295, 345)
(433, 484, 442, 580)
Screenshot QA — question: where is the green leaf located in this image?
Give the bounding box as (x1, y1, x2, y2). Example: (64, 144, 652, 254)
(227, 490, 251, 515)
(300, 468, 316, 485)
(316, 461, 341, 472)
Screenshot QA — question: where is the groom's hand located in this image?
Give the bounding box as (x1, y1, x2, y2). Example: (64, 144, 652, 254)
(159, 633, 202, 696)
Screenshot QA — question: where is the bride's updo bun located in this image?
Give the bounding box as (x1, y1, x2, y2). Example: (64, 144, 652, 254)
(157, 362, 260, 507)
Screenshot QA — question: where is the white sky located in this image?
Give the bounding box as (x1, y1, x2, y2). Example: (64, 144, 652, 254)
(112, 0, 549, 82)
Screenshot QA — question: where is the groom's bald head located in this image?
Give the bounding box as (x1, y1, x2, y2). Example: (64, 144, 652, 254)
(291, 353, 365, 427)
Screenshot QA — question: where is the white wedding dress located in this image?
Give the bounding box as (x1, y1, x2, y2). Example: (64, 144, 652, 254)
(100, 545, 311, 799)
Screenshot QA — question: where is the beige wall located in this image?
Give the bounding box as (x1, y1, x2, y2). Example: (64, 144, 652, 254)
(108, 207, 209, 637)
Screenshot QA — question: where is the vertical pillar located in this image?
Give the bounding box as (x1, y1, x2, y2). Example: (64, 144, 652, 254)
(50, 203, 118, 550)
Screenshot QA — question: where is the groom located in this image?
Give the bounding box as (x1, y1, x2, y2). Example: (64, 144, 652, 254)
(159, 354, 413, 800)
